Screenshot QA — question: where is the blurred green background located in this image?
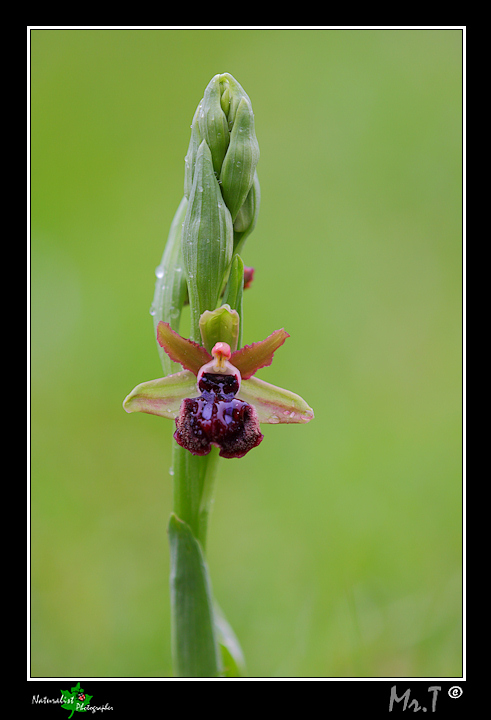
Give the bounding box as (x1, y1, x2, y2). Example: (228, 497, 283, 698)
(31, 28, 462, 678)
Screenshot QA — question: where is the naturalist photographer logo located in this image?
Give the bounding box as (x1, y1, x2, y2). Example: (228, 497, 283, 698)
(60, 682, 92, 717)
(32, 682, 113, 716)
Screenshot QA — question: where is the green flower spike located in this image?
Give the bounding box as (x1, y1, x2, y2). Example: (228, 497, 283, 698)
(123, 309, 314, 459)
(126, 74, 312, 677)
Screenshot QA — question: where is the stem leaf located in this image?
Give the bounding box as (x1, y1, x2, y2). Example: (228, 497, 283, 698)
(168, 513, 222, 678)
(151, 196, 189, 375)
(214, 603, 247, 677)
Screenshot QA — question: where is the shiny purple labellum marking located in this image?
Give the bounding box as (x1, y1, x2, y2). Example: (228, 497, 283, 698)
(174, 372, 263, 459)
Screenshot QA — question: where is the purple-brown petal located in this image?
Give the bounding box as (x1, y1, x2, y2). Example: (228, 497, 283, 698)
(215, 403, 263, 459)
(157, 321, 212, 375)
(173, 372, 263, 459)
(230, 329, 290, 380)
(174, 397, 213, 456)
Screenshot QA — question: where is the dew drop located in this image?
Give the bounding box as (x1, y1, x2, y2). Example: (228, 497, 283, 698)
(155, 266, 164, 279)
(269, 415, 280, 424)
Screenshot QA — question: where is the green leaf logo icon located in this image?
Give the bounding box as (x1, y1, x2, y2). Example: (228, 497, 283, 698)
(60, 682, 93, 718)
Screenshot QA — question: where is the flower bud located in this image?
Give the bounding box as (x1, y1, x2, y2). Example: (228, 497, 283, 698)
(198, 75, 230, 176)
(182, 140, 233, 341)
(232, 171, 260, 256)
(218, 73, 251, 128)
(219, 96, 260, 222)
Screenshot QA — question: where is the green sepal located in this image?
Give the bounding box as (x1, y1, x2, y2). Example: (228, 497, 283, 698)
(168, 513, 222, 678)
(151, 196, 189, 375)
(182, 140, 233, 341)
(199, 304, 240, 354)
(238, 376, 315, 425)
(219, 96, 260, 222)
(122, 370, 197, 418)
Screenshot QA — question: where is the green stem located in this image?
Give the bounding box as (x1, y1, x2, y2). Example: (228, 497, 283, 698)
(165, 71, 260, 675)
(172, 443, 219, 552)
(170, 443, 221, 677)
(196, 446, 220, 551)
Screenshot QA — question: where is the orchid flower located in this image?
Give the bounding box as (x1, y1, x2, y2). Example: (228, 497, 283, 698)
(124, 313, 314, 459)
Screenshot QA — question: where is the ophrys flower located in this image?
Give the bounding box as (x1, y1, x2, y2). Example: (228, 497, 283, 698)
(123, 314, 314, 459)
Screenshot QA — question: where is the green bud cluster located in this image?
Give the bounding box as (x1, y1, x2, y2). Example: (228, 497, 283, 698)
(152, 73, 260, 366)
(184, 73, 260, 244)
(182, 73, 260, 341)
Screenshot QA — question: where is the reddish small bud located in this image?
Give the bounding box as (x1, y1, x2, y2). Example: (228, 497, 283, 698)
(243, 266, 255, 290)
